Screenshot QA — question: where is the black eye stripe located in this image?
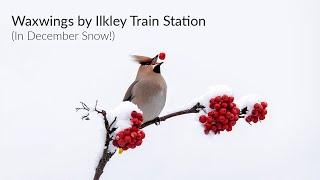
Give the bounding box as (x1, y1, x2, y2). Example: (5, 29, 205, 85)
(140, 62, 152, 65)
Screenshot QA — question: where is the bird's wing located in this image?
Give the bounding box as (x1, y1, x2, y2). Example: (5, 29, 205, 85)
(123, 80, 139, 101)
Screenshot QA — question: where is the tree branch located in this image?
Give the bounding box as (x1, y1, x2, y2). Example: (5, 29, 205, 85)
(93, 148, 115, 180)
(77, 101, 248, 180)
(140, 102, 205, 129)
(76, 101, 116, 180)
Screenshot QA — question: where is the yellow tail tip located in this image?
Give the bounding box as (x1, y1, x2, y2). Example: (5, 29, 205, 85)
(118, 148, 124, 154)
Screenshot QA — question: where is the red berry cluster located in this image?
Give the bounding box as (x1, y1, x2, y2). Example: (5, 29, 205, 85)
(245, 102, 268, 124)
(199, 95, 241, 134)
(112, 111, 145, 150)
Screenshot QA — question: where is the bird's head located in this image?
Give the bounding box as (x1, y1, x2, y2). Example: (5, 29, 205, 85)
(132, 53, 166, 77)
(131, 52, 165, 66)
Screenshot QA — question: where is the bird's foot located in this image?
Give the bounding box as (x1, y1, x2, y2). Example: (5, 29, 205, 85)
(154, 117, 161, 125)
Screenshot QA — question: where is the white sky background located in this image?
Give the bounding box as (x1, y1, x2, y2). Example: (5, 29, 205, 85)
(0, 0, 319, 180)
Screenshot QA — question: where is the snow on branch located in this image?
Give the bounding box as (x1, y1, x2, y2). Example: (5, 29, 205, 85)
(76, 101, 116, 180)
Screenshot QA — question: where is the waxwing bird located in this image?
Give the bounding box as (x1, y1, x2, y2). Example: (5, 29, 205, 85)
(123, 54, 167, 123)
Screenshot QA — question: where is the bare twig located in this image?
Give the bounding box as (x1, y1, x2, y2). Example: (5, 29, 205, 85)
(76, 102, 91, 120)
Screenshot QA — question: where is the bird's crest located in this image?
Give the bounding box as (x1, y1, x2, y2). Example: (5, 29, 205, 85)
(131, 55, 153, 65)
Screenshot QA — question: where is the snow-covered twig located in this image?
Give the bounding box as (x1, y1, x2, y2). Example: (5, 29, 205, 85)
(92, 109, 116, 180)
(76, 101, 116, 180)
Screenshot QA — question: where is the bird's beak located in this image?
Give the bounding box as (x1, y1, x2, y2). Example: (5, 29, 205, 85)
(151, 55, 158, 65)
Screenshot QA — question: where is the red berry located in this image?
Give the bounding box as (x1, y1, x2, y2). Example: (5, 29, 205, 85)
(211, 125, 217, 132)
(216, 123, 222, 130)
(117, 132, 124, 139)
(229, 114, 235, 121)
(228, 96, 234, 103)
(235, 107, 240, 114)
(124, 128, 131, 135)
(226, 126, 233, 132)
(219, 108, 227, 115)
(261, 102, 268, 108)
(231, 108, 238, 115)
(226, 112, 232, 119)
(159, 52, 166, 60)
(252, 110, 259, 116)
(199, 115, 207, 123)
(136, 133, 142, 139)
(229, 121, 236, 126)
(118, 139, 126, 148)
(125, 136, 132, 143)
(218, 115, 225, 122)
(228, 103, 234, 108)
(234, 115, 239, 121)
(130, 138, 137, 145)
(222, 95, 229, 102)
(206, 116, 213, 123)
(215, 96, 222, 103)
(209, 103, 215, 109)
(137, 113, 143, 121)
(131, 132, 137, 138)
(205, 123, 212, 129)
(204, 129, 210, 134)
(210, 98, 215, 104)
(258, 112, 262, 117)
(136, 139, 143, 146)
(221, 102, 228, 108)
(122, 146, 128, 150)
(112, 140, 118, 147)
(214, 103, 221, 110)
(222, 119, 229, 124)
(131, 111, 138, 118)
(127, 144, 134, 149)
(222, 124, 229, 131)
(131, 118, 139, 125)
(259, 115, 266, 120)
(254, 103, 263, 111)
(213, 111, 219, 118)
(131, 126, 139, 132)
(245, 116, 252, 123)
(140, 131, 145, 139)
(252, 116, 259, 123)
(261, 109, 268, 115)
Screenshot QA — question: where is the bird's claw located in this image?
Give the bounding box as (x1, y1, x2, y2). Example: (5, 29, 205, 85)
(154, 117, 161, 125)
